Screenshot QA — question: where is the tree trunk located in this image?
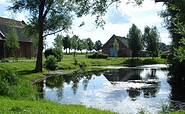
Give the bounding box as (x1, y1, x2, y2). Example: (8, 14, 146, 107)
(35, 1, 45, 72)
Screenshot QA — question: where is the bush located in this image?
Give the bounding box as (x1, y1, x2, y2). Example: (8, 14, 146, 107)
(0, 68, 38, 100)
(161, 54, 167, 59)
(142, 59, 157, 64)
(123, 59, 142, 67)
(44, 48, 62, 62)
(88, 52, 108, 59)
(44, 55, 58, 70)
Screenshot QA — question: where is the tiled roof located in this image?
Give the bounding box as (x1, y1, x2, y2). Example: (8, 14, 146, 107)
(0, 17, 31, 42)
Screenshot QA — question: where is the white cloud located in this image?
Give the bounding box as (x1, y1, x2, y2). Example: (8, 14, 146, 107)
(160, 33, 171, 45)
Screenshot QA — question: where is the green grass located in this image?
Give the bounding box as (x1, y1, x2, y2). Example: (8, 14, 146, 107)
(59, 54, 168, 69)
(0, 55, 168, 80)
(0, 61, 45, 81)
(0, 96, 115, 114)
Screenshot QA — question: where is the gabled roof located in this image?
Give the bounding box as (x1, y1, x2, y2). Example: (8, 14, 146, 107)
(114, 35, 129, 48)
(0, 17, 31, 43)
(103, 34, 129, 48)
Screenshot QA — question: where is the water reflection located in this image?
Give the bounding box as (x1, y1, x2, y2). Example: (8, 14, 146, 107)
(37, 65, 185, 113)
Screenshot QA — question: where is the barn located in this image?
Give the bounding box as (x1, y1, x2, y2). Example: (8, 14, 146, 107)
(0, 17, 37, 59)
(102, 34, 132, 57)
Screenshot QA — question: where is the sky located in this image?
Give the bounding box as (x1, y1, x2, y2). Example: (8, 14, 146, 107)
(0, 0, 171, 48)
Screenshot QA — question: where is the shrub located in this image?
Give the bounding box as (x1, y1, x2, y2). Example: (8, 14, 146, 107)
(142, 59, 157, 64)
(44, 48, 62, 62)
(88, 52, 108, 59)
(123, 59, 142, 67)
(161, 54, 167, 59)
(44, 55, 58, 70)
(0, 68, 38, 100)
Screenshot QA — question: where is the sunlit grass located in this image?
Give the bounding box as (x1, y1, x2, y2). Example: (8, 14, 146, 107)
(0, 96, 116, 114)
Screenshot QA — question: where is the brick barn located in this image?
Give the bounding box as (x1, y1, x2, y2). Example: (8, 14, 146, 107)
(102, 34, 132, 57)
(0, 17, 37, 59)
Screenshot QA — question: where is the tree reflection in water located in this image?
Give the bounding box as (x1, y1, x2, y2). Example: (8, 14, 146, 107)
(36, 65, 185, 113)
(38, 68, 161, 100)
(103, 68, 160, 99)
(42, 70, 101, 98)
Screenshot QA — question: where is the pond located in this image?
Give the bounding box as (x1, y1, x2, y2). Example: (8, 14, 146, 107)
(37, 64, 185, 114)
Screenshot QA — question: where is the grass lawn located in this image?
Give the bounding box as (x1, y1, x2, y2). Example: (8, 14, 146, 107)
(0, 96, 115, 114)
(58, 54, 168, 69)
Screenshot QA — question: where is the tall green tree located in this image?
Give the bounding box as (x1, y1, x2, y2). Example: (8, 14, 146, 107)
(157, 0, 185, 85)
(77, 39, 83, 53)
(127, 24, 142, 58)
(94, 40, 102, 52)
(9, 0, 145, 72)
(71, 35, 79, 53)
(113, 37, 119, 57)
(6, 20, 19, 60)
(62, 35, 71, 54)
(86, 38, 94, 52)
(53, 34, 63, 50)
(143, 26, 160, 58)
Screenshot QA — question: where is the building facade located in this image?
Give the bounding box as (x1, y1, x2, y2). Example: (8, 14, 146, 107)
(0, 17, 36, 59)
(102, 34, 132, 57)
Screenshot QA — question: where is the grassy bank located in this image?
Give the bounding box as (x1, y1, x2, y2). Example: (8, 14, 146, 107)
(58, 54, 168, 69)
(0, 55, 168, 81)
(0, 97, 115, 114)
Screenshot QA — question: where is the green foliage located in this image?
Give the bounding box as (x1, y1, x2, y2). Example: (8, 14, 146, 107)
(113, 37, 119, 56)
(123, 58, 167, 66)
(174, 38, 185, 62)
(88, 52, 108, 59)
(123, 59, 142, 66)
(86, 38, 94, 52)
(0, 68, 38, 100)
(44, 55, 58, 71)
(44, 48, 62, 62)
(94, 40, 102, 52)
(5, 20, 20, 58)
(127, 24, 143, 58)
(143, 26, 160, 58)
(53, 34, 63, 50)
(62, 35, 71, 54)
(71, 35, 79, 52)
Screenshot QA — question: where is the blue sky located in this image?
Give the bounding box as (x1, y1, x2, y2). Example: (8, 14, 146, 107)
(0, 0, 171, 48)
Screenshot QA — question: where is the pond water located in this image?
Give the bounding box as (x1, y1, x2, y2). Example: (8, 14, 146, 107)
(37, 64, 185, 114)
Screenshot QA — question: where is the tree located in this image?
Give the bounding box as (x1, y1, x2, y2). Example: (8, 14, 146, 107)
(157, 0, 185, 86)
(86, 38, 94, 52)
(143, 26, 160, 58)
(81, 38, 88, 52)
(113, 37, 119, 57)
(9, 0, 145, 72)
(94, 40, 102, 52)
(127, 24, 142, 58)
(53, 34, 63, 50)
(5, 20, 19, 61)
(71, 35, 79, 53)
(62, 35, 71, 54)
(77, 39, 83, 53)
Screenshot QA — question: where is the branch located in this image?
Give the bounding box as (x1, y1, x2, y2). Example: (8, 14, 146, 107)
(43, 1, 53, 19)
(43, 28, 65, 37)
